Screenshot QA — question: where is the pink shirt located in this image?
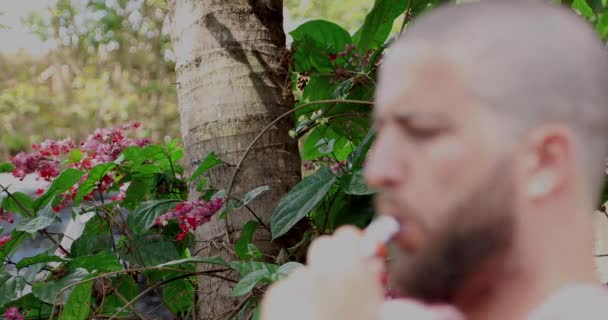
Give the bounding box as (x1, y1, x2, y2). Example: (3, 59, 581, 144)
(526, 284, 608, 319)
(380, 284, 608, 320)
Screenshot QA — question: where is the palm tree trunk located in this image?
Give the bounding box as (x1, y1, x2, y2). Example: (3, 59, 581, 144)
(168, 0, 300, 318)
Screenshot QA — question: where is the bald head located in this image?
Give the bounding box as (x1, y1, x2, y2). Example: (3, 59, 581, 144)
(380, 0, 608, 195)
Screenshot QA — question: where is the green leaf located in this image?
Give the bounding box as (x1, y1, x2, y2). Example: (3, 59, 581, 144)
(0, 231, 27, 263)
(290, 20, 351, 73)
(0, 294, 52, 318)
(347, 128, 375, 171)
(189, 152, 223, 183)
(333, 78, 355, 100)
(69, 251, 122, 272)
(67, 148, 83, 163)
(154, 256, 230, 268)
(243, 186, 271, 205)
(122, 178, 153, 209)
(230, 261, 278, 277)
(80, 215, 109, 236)
(32, 268, 89, 304)
(303, 126, 351, 160)
(99, 275, 137, 316)
(16, 202, 58, 233)
(123, 236, 180, 267)
(290, 20, 352, 57)
(0, 273, 26, 308)
(127, 199, 180, 235)
(2, 192, 35, 218)
(219, 186, 270, 219)
(573, 0, 595, 17)
(163, 278, 193, 314)
(341, 170, 375, 195)
(16, 251, 69, 269)
(270, 262, 304, 282)
(235, 221, 261, 260)
(71, 234, 114, 257)
(73, 163, 116, 205)
(297, 76, 339, 117)
(252, 303, 261, 320)
(271, 167, 337, 239)
(332, 195, 375, 229)
(0, 162, 15, 173)
(355, 0, 409, 51)
(34, 168, 84, 210)
(231, 269, 271, 296)
(62, 278, 93, 320)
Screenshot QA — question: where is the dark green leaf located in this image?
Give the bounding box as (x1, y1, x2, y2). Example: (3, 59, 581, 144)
(242, 186, 271, 205)
(34, 168, 84, 209)
(573, 0, 595, 17)
(0, 273, 26, 308)
(163, 278, 193, 314)
(154, 256, 230, 268)
(297, 76, 338, 117)
(235, 221, 260, 260)
(0, 231, 27, 263)
(230, 261, 278, 277)
(341, 170, 375, 195)
(2, 192, 35, 218)
(270, 262, 304, 282)
(71, 234, 114, 257)
(189, 152, 223, 183)
(290, 20, 352, 56)
(32, 268, 89, 304)
(127, 199, 180, 235)
(252, 303, 261, 320)
(333, 78, 355, 100)
(271, 167, 337, 239)
(0, 294, 52, 318)
(303, 126, 351, 160)
(124, 236, 180, 267)
(122, 178, 153, 210)
(16, 201, 58, 233)
(16, 251, 69, 269)
(0, 162, 15, 173)
(69, 251, 122, 272)
(332, 195, 375, 229)
(80, 215, 109, 236)
(99, 275, 136, 316)
(62, 278, 93, 320)
(73, 163, 116, 205)
(355, 0, 409, 51)
(231, 269, 271, 296)
(347, 128, 375, 171)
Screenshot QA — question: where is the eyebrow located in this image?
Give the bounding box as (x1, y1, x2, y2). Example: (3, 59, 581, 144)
(374, 111, 448, 125)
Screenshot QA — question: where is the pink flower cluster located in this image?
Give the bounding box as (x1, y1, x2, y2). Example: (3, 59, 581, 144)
(10, 123, 151, 212)
(0, 208, 14, 223)
(156, 198, 224, 240)
(78, 123, 150, 167)
(3, 307, 24, 320)
(0, 234, 11, 247)
(10, 138, 75, 181)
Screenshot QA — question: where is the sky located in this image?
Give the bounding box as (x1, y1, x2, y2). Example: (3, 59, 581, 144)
(0, 0, 57, 55)
(0, 0, 300, 55)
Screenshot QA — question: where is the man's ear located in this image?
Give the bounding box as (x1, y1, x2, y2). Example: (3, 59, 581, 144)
(521, 126, 574, 200)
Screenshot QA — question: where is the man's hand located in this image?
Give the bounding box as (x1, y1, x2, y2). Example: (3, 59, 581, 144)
(260, 225, 465, 320)
(261, 226, 385, 320)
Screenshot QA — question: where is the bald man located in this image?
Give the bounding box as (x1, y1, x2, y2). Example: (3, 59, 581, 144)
(260, 1, 608, 319)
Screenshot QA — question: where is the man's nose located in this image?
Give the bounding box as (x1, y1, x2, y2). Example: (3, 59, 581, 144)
(363, 132, 406, 189)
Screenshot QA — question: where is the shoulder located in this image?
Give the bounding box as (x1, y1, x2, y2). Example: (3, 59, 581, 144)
(528, 284, 608, 320)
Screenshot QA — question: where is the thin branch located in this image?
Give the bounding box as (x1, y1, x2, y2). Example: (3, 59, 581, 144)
(109, 270, 237, 320)
(113, 289, 148, 320)
(226, 99, 373, 194)
(243, 204, 270, 232)
(50, 267, 231, 320)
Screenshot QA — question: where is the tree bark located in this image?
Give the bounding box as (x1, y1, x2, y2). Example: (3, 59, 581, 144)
(168, 0, 301, 318)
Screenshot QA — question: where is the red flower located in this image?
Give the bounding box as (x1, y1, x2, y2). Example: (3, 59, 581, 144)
(0, 235, 12, 247)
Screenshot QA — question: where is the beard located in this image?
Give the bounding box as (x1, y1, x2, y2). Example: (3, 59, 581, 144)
(387, 161, 516, 304)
